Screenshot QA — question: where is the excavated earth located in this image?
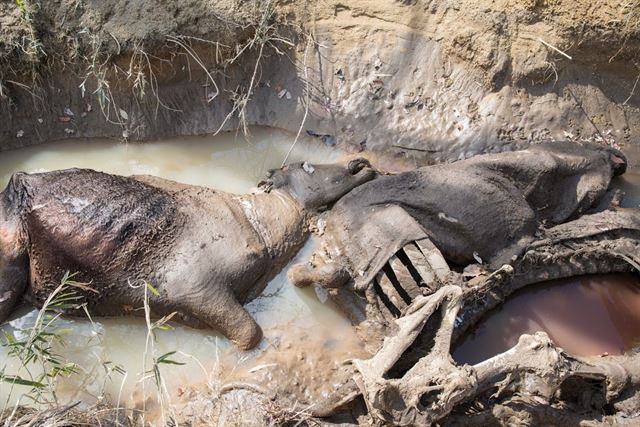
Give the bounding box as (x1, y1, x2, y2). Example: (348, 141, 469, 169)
(1, 0, 640, 426)
(0, 0, 639, 160)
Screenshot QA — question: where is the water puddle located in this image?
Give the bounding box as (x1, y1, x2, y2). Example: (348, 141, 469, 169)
(453, 274, 640, 365)
(613, 143, 640, 208)
(0, 128, 364, 412)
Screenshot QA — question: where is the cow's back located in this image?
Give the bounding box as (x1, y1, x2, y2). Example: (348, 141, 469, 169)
(13, 169, 182, 301)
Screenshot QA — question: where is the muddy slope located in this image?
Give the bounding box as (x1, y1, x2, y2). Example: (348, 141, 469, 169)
(0, 0, 639, 161)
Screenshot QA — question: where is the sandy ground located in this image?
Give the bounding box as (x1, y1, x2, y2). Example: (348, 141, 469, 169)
(0, 0, 638, 161)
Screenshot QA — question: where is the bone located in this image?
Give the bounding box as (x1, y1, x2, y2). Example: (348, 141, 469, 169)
(413, 238, 451, 283)
(316, 260, 640, 424)
(388, 253, 424, 299)
(398, 245, 437, 293)
(375, 270, 409, 314)
(354, 286, 462, 378)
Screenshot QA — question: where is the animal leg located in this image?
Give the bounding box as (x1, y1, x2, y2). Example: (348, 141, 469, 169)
(0, 205, 28, 324)
(0, 256, 27, 323)
(180, 288, 263, 351)
(289, 205, 431, 292)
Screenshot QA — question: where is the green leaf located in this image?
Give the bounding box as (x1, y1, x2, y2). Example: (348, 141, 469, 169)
(153, 365, 161, 387)
(152, 312, 177, 331)
(104, 362, 127, 376)
(146, 282, 160, 297)
(0, 375, 45, 388)
(156, 351, 185, 366)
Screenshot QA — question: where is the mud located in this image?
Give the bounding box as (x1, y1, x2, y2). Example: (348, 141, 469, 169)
(298, 210, 640, 425)
(453, 273, 640, 365)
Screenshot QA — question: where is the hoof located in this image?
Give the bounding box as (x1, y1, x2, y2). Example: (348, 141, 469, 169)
(234, 322, 263, 351)
(288, 263, 314, 288)
(288, 261, 350, 289)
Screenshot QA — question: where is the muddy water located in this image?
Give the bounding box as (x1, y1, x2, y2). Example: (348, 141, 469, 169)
(453, 274, 640, 365)
(0, 128, 364, 413)
(613, 143, 640, 209)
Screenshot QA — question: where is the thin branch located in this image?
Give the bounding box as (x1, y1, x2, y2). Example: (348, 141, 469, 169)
(566, 87, 607, 143)
(538, 38, 572, 60)
(623, 68, 640, 105)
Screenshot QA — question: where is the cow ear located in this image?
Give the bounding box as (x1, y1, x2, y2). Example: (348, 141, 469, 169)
(257, 180, 273, 193)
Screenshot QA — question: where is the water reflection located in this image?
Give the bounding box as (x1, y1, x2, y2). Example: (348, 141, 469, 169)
(453, 274, 640, 365)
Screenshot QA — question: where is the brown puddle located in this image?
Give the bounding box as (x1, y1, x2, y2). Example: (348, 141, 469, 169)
(452, 274, 640, 365)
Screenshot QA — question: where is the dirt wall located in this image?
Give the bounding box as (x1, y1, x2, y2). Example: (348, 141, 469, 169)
(0, 0, 639, 162)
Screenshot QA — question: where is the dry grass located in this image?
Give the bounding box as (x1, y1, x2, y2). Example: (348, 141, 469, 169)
(610, 0, 640, 62)
(0, 0, 298, 141)
(1, 403, 137, 427)
(212, 0, 296, 136)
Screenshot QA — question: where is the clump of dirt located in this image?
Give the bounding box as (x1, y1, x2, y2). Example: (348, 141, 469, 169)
(0, 0, 638, 162)
(161, 326, 370, 425)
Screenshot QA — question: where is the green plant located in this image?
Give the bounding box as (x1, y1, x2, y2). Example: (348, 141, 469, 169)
(0, 272, 95, 409)
(137, 282, 183, 426)
(14, 0, 46, 61)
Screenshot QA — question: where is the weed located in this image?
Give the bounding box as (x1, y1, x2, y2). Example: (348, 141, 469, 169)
(166, 35, 223, 105)
(0, 272, 94, 410)
(125, 43, 183, 118)
(128, 281, 183, 426)
(14, 0, 45, 62)
(214, 0, 295, 136)
(77, 31, 121, 127)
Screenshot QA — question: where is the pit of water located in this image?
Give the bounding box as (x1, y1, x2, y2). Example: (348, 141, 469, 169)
(610, 143, 640, 209)
(453, 274, 640, 365)
(0, 128, 364, 413)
